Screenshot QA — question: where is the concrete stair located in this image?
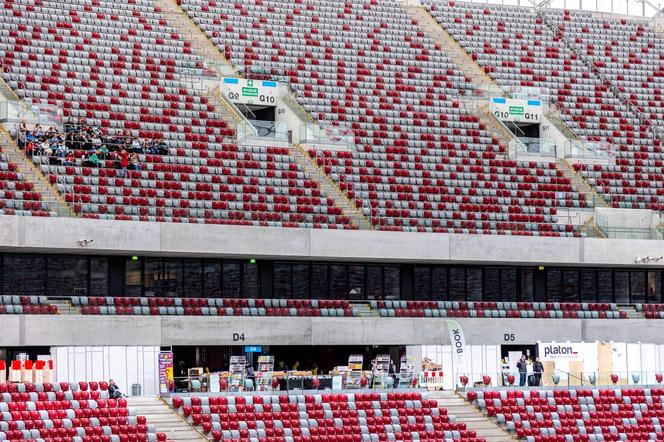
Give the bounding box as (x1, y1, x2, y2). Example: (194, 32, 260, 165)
(0, 126, 75, 218)
(156, 0, 245, 127)
(406, 3, 591, 168)
(48, 298, 80, 315)
(156, 0, 236, 78)
(579, 217, 605, 238)
(544, 106, 580, 142)
(156, 0, 325, 143)
(618, 305, 643, 319)
(126, 397, 205, 442)
(404, 5, 515, 152)
(289, 144, 373, 230)
(429, 391, 517, 442)
(351, 303, 377, 317)
(555, 158, 609, 209)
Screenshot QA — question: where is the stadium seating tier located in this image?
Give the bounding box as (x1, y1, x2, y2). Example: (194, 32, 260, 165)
(180, 0, 588, 236)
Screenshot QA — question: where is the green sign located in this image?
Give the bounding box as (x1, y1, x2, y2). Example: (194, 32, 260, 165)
(509, 106, 524, 116)
(242, 87, 258, 97)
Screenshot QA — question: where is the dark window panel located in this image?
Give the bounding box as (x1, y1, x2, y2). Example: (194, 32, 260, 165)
(47, 256, 88, 297)
(90, 257, 108, 296)
(3, 255, 46, 296)
(223, 261, 241, 298)
(597, 270, 613, 302)
(347, 265, 365, 299)
(413, 267, 431, 300)
(203, 260, 222, 298)
(242, 262, 259, 298)
(274, 263, 292, 299)
(291, 264, 310, 299)
(143, 258, 162, 297)
(467, 268, 482, 301)
(125, 258, 142, 297)
(500, 268, 517, 301)
(449, 267, 466, 301)
(163, 259, 183, 297)
(562, 270, 579, 302)
(614, 271, 629, 304)
(547, 269, 563, 302)
(183, 260, 202, 298)
(431, 267, 448, 301)
(520, 268, 534, 302)
(329, 265, 347, 299)
(484, 268, 500, 302)
(630, 272, 646, 304)
(311, 264, 328, 299)
(383, 266, 400, 300)
(580, 270, 597, 302)
(366, 266, 382, 299)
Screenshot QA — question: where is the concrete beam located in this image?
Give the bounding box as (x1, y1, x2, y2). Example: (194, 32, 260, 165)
(0, 216, 662, 267)
(2, 315, 663, 347)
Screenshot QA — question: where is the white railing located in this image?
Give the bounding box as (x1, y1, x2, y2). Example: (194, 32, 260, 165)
(454, 0, 664, 18)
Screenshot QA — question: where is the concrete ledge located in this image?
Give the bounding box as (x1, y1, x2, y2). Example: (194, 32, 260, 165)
(0, 216, 662, 267)
(2, 315, 664, 346)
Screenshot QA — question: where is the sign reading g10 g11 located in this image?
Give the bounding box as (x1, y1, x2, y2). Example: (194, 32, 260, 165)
(221, 78, 278, 106)
(490, 97, 541, 123)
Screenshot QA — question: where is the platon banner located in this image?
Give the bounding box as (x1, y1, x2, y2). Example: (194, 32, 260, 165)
(446, 320, 466, 371)
(538, 342, 583, 361)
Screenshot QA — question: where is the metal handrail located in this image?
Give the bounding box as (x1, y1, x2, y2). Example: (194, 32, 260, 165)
(208, 86, 258, 138)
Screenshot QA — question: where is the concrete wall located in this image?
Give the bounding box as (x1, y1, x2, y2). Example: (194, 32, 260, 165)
(0, 216, 663, 268)
(540, 114, 569, 159)
(2, 315, 664, 347)
(274, 93, 303, 144)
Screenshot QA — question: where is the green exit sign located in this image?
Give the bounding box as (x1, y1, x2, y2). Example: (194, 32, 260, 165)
(509, 106, 524, 116)
(242, 87, 258, 97)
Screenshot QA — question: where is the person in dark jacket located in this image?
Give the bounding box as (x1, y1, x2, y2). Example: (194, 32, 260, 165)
(108, 379, 123, 398)
(533, 357, 544, 386)
(516, 355, 528, 387)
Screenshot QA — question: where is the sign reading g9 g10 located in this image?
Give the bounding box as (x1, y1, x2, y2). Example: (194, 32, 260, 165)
(221, 78, 278, 106)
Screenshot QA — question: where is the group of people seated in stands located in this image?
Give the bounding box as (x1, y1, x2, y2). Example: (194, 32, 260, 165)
(15, 120, 167, 170)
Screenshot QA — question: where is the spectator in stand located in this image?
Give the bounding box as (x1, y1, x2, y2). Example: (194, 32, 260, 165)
(129, 152, 141, 171)
(64, 151, 75, 166)
(40, 138, 52, 157)
(533, 357, 544, 386)
(119, 148, 129, 176)
(517, 355, 528, 387)
(13, 122, 163, 168)
(131, 137, 141, 153)
(34, 124, 44, 139)
(56, 142, 68, 159)
(17, 121, 27, 149)
(108, 379, 123, 399)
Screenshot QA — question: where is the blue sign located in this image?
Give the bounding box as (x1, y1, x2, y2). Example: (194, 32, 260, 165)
(244, 346, 262, 353)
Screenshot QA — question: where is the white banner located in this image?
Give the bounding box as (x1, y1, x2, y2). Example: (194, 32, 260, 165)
(446, 320, 466, 371)
(490, 97, 542, 123)
(538, 342, 583, 361)
(221, 78, 278, 106)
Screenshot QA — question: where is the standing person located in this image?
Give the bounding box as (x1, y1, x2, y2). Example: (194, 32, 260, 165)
(119, 148, 129, 177)
(369, 358, 377, 389)
(517, 355, 528, 387)
(533, 357, 544, 386)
